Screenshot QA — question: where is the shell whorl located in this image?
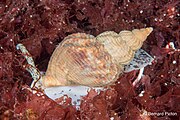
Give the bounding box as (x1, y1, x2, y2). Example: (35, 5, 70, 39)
(43, 33, 121, 87)
(96, 27, 153, 65)
(43, 27, 153, 87)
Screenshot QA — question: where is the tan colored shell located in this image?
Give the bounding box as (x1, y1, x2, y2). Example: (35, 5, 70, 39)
(42, 28, 153, 87)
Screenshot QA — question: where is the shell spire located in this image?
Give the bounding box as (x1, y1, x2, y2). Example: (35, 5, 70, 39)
(96, 27, 153, 64)
(119, 27, 153, 50)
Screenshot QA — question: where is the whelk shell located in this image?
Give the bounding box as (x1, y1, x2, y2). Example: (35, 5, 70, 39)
(42, 27, 153, 87)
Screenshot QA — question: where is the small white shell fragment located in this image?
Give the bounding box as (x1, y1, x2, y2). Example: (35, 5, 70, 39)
(139, 90, 145, 97)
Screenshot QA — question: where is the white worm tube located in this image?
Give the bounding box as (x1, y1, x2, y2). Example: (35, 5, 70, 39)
(133, 67, 144, 86)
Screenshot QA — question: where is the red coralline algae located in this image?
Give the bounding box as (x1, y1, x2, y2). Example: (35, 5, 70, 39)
(0, 0, 179, 119)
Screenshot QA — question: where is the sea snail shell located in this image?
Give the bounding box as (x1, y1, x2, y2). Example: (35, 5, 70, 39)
(42, 28, 153, 87)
